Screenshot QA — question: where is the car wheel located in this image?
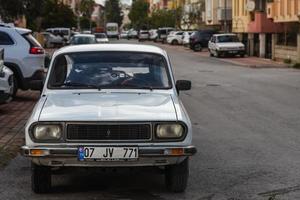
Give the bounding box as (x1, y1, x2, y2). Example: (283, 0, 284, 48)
(171, 40, 178, 45)
(165, 158, 189, 193)
(209, 49, 214, 57)
(240, 54, 245, 58)
(31, 163, 51, 193)
(215, 50, 221, 58)
(193, 43, 202, 52)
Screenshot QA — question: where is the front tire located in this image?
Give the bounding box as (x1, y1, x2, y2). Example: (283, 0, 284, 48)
(165, 158, 189, 193)
(31, 163, 51, 193)
(171, 40, 178, 45)
(193, 43, 202, 52)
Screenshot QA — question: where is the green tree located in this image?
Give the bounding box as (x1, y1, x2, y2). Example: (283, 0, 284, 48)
(148, 9, 176, 29)
(0, 0, 25, 22)
(105, 0, 123, 26)
(128, 0, 149, 30)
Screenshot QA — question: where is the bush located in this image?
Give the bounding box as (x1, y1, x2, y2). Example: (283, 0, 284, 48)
(283, 58, 292, 64)
(293, 63, 300, 69)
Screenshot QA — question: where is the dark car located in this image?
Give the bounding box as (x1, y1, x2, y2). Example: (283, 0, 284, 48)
(189, 30, 218, 52)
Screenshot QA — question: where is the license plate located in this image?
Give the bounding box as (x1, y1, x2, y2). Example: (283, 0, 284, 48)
(229, 51, 238, 53)
(78, 147, 138, 161)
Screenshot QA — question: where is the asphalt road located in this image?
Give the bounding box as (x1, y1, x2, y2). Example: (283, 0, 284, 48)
(1, 40, 300, 200)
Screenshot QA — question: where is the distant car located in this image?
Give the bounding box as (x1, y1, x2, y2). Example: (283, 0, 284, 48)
(128, 29, 138, 39)
(46, 28, 72, 42)
(149, 29, 158, 40)
(69, 34, 97, 45)
(182, 31, 193, 47)
(138, 30, 149, 41)
(120, 31, 128, 39)
(189, 29, 218, 52)
(0, 23, 45, 96)
(0, 48, 14, 104)
(106, 23, 119, 39)
(82, 30, 92, 34)
(167, 31, 184, 45)
(94, 33, 109, 43)
(208, 34, 245, 58)
(41, 32, 64, 48)
(155, 27, 175, 43)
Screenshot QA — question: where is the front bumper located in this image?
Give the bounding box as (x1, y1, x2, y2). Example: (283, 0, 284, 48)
(218, 50, 245, 55)
(21, 145, 197, 167)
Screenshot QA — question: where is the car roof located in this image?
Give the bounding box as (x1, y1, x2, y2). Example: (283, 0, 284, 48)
(214, 33, 237, 37)
(73, 34, 95, 37)
(54, 44, 166, 56)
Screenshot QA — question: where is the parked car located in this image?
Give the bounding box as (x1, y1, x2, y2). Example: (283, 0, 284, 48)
(208, 34, 245, 58)
(46, 28, 72, 42)
(94, 33, 109, 43)
(120, 31, 128, 39)
(138, 30, 149, 41)
(127, 29, 138, 39)
(0, 23, 45, 96)
(0, 48, 14, 104)
(106, 22, 119, 39)
(182, 31, 194, 47)
(22, 44, 196, 194)
(69, 34, 97, 45)
(189, 29, 218, 52)
(155, 27, 175, 43)
(41, 32, 64, 48)
(149, 29, 158, 40)
(167, 31, 184, 45)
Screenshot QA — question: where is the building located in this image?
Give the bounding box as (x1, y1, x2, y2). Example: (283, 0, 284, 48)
(181, 0, 205, 30)
(267, 0, 300, 63)
(232, 0, 283, 59)
(60, 0, 81, 13)
(205, 0, 232, 31)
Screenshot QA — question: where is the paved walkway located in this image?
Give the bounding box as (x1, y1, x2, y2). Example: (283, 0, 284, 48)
(0, 91, 39, 162)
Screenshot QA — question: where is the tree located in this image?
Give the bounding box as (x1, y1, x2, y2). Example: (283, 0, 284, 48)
(105, 0, 123, 26)
(148, 9, 176, 29)
(0, 0, 25, 22)
(128, 0, 149, 29)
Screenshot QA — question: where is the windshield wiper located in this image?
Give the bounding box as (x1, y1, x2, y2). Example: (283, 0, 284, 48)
(118, 83, 154, 91)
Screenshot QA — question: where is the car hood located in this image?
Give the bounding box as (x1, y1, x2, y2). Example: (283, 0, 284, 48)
(39, 92, 177, 121)
(216, 42, 244, 48)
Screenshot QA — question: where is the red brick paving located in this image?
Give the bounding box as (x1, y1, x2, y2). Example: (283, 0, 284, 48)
(0, 90, 40, 150)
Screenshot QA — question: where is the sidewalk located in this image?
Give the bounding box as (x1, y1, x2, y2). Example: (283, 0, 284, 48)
(0, 91, 39, 168)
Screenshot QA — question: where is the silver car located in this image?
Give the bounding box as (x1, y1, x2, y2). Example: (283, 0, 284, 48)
(22, 44, 196, 193)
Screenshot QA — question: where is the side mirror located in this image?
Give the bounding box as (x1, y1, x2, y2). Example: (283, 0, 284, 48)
(176, 80, 191, 91)
(30, 80, 44, 91)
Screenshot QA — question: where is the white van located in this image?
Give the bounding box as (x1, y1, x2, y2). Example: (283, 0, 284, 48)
(46, 28, 72, 41)
(106, 23, 119, 39)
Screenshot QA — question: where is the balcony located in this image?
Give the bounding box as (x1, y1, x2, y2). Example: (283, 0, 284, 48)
(217, 7, 232, 21)
(248, 11, 283, 33)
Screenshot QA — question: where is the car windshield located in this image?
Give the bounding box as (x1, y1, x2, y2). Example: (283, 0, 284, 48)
(70, 36, 96, 45)
(48, 52, 171, 89)
(217, 35, 239, 43)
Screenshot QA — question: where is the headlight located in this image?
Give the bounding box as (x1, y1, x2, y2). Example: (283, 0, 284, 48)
(33, 124, 62, 140)
(156, 123, 185, 139)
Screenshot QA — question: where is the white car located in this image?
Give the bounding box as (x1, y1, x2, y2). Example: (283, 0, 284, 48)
(69, 34, 97, 45)
(208, 34, 246, 58)
(0, 23, 45, 96)
(46, 28, 71, 41)
(182, 31, 193, 47)
(149, 29, 158, 40)
(41, 32, 64, 48)
(106, 23, 119, 39)
(0, 48, 14, 104)
(127, 29, 138, 39)
(166, 31, 184, 45)
(94, 33, 109, 43)
(120, 31, 128, 39)
(138, 30, 149, 41)
(22, 44, 196, 194)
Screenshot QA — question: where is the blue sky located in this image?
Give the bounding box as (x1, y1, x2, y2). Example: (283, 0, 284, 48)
(95, 0, 132, 6)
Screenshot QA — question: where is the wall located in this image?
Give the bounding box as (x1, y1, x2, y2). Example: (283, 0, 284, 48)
(232, 0, 250, 33)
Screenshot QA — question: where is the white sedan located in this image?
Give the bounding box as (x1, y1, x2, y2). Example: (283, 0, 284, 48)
(0, 49, 14, 104)
(208, 33, 246, 57)
(22, 44, 196, 193)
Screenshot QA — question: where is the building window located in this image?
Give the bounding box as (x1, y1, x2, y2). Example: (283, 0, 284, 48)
(277, 23, 299, 47)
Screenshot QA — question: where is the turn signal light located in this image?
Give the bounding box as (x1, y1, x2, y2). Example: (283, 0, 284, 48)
(171, 148, 184, 156)
(30, 149, 49, 156)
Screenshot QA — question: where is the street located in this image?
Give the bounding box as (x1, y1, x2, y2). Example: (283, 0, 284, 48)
(1, 40, 300, 200)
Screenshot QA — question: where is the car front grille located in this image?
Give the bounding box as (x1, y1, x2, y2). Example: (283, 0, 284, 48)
(67, 123, 151, 141)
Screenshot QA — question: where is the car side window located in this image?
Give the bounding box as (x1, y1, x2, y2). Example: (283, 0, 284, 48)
(0, 31, 14, 45)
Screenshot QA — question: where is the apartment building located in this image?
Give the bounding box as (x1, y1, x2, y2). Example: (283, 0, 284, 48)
(232, 0, 283, 59)
(267, 0, 300, 63)
(205, 0, 232, 31)
(181, 0, 205, 30)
